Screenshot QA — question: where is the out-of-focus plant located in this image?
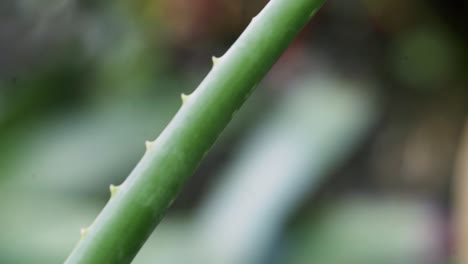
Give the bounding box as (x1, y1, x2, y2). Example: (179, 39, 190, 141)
(285, 196, 441, 264)
(65, 0, 326, 263)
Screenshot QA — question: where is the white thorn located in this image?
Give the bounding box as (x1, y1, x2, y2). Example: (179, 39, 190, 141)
(110, 184, 119, 198)
(212, 56, 219, 66)
(146, 140, 154, 151)
(80, 227, 88, 238)
(181, 93, 190, 105)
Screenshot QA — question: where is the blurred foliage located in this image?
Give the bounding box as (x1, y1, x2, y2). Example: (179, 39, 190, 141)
(0, 0, 467, 263)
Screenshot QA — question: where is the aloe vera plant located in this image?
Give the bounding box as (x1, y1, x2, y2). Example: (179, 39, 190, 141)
(65, 0, 327, 263)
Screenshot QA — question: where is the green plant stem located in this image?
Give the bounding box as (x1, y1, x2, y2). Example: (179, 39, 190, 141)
(65, 0, 326, 263)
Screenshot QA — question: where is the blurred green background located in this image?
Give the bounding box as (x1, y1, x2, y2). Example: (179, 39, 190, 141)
(1, 0, 467, 263)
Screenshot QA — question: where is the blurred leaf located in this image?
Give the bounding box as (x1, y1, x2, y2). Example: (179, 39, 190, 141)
(0, 97, 177, 195)
(285, 196, 441, 264)
(0, 190, 101, 263)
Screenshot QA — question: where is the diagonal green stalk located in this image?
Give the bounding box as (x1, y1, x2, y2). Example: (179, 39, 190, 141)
(65, 0, 326, 263)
